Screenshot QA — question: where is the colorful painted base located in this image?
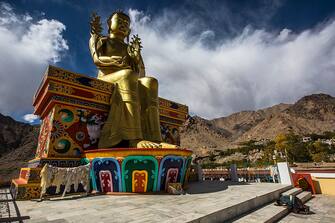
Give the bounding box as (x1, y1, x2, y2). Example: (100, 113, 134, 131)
(85, 148, 192, 193)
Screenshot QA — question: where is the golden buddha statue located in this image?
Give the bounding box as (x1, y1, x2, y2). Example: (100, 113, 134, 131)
(89, 11, 174, 148)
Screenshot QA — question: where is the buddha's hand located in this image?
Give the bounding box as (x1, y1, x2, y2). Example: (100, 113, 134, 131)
(90, 12, 102, 37)
(128, 34, 142, 60)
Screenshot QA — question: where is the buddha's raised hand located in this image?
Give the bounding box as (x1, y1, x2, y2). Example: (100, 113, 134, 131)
(90, 12, 102, 37)
(128, 34, 142, 60)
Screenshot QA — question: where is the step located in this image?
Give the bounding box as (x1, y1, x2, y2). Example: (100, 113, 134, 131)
(11, 179, 41, 200)
(19, 167, 41, 183)
(192, 184, 292, 223)
(281, 187, 302, 196)
(296, 191, 312, 203)
(19, 168, 30, 181)
(232, 188, 311, 223)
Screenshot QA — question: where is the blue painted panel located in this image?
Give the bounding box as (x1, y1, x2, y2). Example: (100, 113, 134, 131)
(91, 158, 122, 192)
(157, 155, 184, 191)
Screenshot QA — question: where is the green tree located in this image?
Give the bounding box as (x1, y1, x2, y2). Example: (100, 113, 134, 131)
(208, 151, 216, 162)
(311, 152, 329, 162)
(308, 140, 331, 162)
(275, 133, 287, 152)
(286, 142, 311, 162)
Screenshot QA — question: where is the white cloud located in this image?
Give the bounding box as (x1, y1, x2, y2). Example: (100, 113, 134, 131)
(0, 3, 68, 115)
(129, 9, 335, 119)
(23, 113, 39, 123)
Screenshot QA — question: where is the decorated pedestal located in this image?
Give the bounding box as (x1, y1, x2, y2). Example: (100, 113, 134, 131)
(84, 148, 192, 193)
(11, 66, 192, 199)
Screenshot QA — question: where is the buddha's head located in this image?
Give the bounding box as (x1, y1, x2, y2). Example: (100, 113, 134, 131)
(107, 11, 130, 39)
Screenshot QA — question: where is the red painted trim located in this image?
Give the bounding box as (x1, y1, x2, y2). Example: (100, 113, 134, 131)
(83, 148, 192, 153)
(294, 169, 335, 173)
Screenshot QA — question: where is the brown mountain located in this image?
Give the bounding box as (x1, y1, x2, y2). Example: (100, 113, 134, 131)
(0, 93, 334, 184)
(180, 93, 335, 155)
(0, 114, 38, 186)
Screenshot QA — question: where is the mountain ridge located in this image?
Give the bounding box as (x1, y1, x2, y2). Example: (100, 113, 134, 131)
(1, 93, 335, 184)
(180, 93, 335, 155)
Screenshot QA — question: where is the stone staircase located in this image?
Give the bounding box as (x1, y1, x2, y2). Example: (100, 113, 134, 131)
(231, 187, 313, 223)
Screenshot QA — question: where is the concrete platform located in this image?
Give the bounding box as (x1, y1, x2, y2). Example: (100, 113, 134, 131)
(15, 182, 291, 223)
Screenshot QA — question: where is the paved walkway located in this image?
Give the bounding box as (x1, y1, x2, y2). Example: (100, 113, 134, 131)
(279, 194, 335, 223)
(16, 182, 287, 223)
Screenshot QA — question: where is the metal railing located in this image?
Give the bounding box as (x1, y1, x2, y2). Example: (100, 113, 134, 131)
(0, 188, 30, 223)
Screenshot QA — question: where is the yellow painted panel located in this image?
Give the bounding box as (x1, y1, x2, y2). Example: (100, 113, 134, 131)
(132, 170, 148, 192)
(314, 178, 335, 195)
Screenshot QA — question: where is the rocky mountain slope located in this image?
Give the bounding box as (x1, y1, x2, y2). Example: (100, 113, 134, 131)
(0, 114, 38, 185)
(180, 94, 335, 155)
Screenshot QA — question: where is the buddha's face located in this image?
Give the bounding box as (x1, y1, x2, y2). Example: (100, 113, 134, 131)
(109, 13, 130, 38)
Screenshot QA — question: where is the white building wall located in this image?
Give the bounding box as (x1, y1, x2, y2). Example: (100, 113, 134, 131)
(277, 162, 293, 185)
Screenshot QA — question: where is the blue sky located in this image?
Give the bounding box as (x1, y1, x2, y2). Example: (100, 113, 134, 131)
(13, 0, 335, 74)
(1, 0, 335, 123)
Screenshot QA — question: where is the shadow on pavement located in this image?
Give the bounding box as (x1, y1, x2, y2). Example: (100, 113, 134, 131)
(31, 181, 251, 201)
(185, 181, 250, 194)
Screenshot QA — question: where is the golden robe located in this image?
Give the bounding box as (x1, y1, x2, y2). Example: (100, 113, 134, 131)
(90, 37, 162, 148)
